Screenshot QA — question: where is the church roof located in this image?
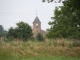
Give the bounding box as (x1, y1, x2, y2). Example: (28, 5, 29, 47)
(33, 16, 41, 23)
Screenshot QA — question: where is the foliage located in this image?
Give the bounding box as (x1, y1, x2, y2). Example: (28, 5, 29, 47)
(0, 25, 4, 32)
(42, 0, 62, 3)
(0, 56, 80, 60)
(7, 21, 33, 41)
(0, 32, 7, 38)
(0, 25, 7, 37)
(47, 0, 80, 39)
(65, 0, 80, 10)
(36, 33, 44, 42)
(7, 27, 15, 38)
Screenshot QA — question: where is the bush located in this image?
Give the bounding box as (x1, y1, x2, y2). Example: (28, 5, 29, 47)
(36, 33, 44, 42)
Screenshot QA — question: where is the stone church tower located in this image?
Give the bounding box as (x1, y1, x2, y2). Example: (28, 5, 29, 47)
(32, 16, 47, 38)
(33, 16, 41, 37)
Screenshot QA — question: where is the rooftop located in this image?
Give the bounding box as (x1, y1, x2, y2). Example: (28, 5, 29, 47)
(33, 16, 41, 23)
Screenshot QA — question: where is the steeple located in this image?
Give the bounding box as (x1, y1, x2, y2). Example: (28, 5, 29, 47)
(33, 16, 41, 23)
(36, 10, 37, 16)
(33, 10, 41, 23)
(33, 13, 41, 34)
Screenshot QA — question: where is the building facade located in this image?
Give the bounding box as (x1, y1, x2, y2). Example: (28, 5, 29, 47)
(32, 16, 47, 38)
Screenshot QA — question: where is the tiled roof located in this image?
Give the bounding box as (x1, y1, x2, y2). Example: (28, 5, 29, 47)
(33, 16, 41, 23)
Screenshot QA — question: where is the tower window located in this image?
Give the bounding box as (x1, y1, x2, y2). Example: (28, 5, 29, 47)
(36, 23, 38, 26)
(36, 23, 38, 28)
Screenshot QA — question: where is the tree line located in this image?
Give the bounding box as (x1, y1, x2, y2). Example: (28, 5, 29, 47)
(1, 0, 80, 41)
(0, 21, 44, 41)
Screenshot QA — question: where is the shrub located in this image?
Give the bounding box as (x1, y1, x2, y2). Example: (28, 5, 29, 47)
(36, 33, 44, 42)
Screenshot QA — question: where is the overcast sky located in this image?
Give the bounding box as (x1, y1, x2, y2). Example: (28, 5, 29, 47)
(0, 0, 63, 31)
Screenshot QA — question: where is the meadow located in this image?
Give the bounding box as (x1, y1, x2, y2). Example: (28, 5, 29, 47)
(0, 38, 80, 60)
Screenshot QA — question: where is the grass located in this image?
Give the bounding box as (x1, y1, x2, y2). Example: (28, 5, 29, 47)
(0, 38, 80, 60)
(0, 56, 80, 60)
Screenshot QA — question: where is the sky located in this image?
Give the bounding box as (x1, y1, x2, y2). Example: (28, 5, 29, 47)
(0, 0, 63, 31)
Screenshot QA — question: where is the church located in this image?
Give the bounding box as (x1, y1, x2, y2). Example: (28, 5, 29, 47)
(32, 16, 47, 38)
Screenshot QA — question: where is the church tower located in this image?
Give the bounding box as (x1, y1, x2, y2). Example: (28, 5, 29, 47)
(33, 16, 41, 37)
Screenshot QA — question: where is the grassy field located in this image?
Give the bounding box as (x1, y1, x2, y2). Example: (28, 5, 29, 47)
(0, 39, 80, 60)
(1, 56, 80, 60)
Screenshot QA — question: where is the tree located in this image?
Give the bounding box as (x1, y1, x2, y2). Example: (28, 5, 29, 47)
(36, 33, 44, 42)
(47, 0, 80, 39)
(7, 21, 33, 41)
(0, 25, 4, 32)
(42, 0, 62, 3)
(7, 27, 16, 38)
(64, 0, 80, 10)
(0, 25, 7, 38)
(42, 0, 80, 11)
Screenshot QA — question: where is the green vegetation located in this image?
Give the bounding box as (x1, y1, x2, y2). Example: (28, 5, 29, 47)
(42, 0, 61, 3)
(0, 25, 7, 38)
(0, 39, 80, 60)
(36, 33, 44, 42)
(0, 25, 4, 32)
(47, 0, 80, 39)
(0, 56, 80, 60)
(7, 21, 33, 41)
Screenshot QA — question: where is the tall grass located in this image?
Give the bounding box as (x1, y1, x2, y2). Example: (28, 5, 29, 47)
(1, 56, 80, 60)
(0, 38, 80, 59)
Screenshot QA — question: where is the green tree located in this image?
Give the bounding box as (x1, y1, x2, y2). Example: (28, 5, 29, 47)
(36, 33, 44, 42)
(7, 27, 16, 38)
(7, 21, 33, 41)
(0, 25, 4, 32)
(0, 25, 7, 38)
(47, 0, 80, 39)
